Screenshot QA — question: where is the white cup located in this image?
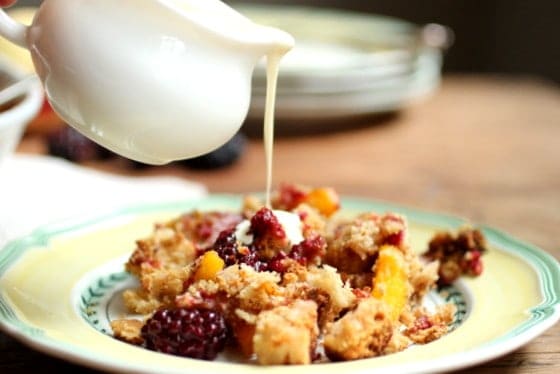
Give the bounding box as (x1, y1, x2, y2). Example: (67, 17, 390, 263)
(0, 63, 43, 167)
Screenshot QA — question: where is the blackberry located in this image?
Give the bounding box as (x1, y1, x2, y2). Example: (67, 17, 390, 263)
(141, 307, 228, 360)
(212, 229, 239, 266)
(181, 132, 246, 169)
(289, 235, 326, 265)
(239, 250, 269, 272)
(211, 229, 268, 271)
(47, 125, 112, 162)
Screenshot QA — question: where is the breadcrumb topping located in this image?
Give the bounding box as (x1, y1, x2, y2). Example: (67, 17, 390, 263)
(110, 184, 485, 364)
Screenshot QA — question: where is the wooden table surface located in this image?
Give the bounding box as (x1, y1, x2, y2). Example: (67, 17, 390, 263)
(3, 75, 560, 373)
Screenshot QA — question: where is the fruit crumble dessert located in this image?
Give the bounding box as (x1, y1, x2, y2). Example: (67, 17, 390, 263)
(110, 184, 487, 364)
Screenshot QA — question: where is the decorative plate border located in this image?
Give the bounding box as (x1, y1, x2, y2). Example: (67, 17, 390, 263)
(79, 271, 129, 335)
(77, 272, 469, 336)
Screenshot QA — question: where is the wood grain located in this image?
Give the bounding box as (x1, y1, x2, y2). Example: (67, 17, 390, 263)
(4, 75, 560, 373)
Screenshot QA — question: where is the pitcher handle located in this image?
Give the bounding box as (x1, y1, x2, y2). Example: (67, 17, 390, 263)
(0, 9, 28, 48)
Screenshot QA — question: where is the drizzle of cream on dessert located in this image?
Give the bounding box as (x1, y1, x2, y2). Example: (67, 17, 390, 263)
(234, 210, 304, 246)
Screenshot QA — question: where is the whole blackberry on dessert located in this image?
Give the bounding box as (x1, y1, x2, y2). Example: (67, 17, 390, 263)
(141, 307, 228, 360)
(211, 229, 268, 271)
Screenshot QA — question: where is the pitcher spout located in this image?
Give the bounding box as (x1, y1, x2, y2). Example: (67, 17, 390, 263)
(158, 0, 294, 58)
(251, 25, 295, 56)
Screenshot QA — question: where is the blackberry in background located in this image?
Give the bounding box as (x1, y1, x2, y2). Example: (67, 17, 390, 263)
(180, 132, 246, 170)
(46, 126, 247, 170)
(47, 125, 112, 162)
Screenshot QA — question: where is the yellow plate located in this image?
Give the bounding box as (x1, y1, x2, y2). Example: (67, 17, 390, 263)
(1, 196, 559, 373)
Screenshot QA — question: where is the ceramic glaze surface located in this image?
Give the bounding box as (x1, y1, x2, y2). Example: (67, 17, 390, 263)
(0, 0, 294, 164)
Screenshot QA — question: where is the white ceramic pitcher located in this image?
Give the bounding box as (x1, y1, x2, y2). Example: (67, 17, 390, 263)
(0, 0, 293, 164)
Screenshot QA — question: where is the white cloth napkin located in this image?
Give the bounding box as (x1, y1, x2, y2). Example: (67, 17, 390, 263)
(0, 154, 207, 247)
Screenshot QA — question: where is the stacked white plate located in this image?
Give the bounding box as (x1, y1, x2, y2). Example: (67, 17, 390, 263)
(237, 4, 452, 124)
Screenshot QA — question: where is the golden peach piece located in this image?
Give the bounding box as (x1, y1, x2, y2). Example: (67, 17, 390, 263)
(194, 250, 225, 281)
(372, 245, 410, 321)
(304, 188, 340, 217)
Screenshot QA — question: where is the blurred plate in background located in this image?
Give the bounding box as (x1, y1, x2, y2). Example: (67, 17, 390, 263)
(0, 4, 451, 134)
(236, 3, 451, 125)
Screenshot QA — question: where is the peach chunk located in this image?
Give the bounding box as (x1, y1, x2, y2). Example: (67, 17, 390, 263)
(372, 245, 410, 321)
(304, 187, 340, 217)
(194, 250, 225, 281)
